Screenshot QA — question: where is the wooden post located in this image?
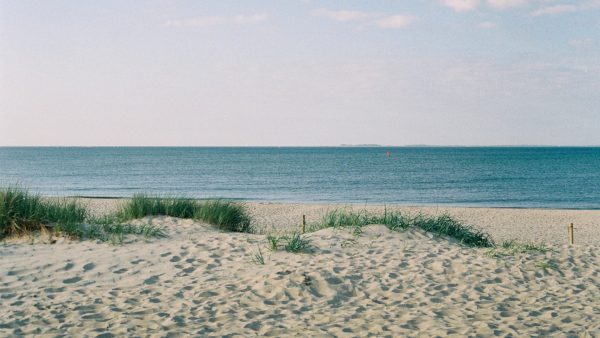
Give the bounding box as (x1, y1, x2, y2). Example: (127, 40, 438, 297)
(302, 215, 306, 234)
(568, 223, 574, 245)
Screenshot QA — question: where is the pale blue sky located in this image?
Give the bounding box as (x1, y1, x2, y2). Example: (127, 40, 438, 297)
(1, 0, 599, 146)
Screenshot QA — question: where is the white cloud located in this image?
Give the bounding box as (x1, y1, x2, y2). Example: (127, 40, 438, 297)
(163, 14, 268, 28)
(531, 4, 578, 16)
(570, 38, 594, 47)
(479, 21, 498, 29)
(441, 0, 479, 12)
(376, 15, 419, 28)
(531, 0, 600, 16)
(310, 9, 378, 22)
(311, 9, 417, 29)
(487, 0, 527, 10)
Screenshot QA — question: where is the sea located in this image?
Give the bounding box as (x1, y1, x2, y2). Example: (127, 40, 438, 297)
(0, 147, 599, 209)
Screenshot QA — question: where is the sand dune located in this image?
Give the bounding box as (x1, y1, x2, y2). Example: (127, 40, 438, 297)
(80, 198, 600, 244)
(1, 212, 599, 337)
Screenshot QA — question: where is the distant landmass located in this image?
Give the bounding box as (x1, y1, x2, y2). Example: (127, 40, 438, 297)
(339, 144, 383, 147)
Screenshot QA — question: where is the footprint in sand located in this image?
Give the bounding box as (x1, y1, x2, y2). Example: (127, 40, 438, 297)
(83, 263, 96, 272)
(63, 276, 82, 284)
(182, 267, 196, 274)
(144, 275, 160, 285)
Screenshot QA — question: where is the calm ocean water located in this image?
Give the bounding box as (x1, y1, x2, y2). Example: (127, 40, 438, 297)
(0, 147, 599, 209)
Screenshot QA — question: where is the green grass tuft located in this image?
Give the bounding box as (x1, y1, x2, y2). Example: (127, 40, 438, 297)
(116, 194, 200, 220)
(317, 208, 494, 248)
(265, 232, 311, 253)
(267, 234, 281, 251)
(486, 240, 554, 258)
(282, 232, 311, 253)
(193, 200, 253, 233)
(0, 187, 168, 243)
(1, 187, 87, 239)
(115, 195, 253, 233)
(251, 246, 266, 265)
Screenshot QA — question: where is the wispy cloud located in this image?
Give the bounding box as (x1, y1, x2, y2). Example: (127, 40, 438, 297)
(531, 0, 600, 16)
(441, 0, 479, 12)
(487, 0, 527, 10)
(531, 4, 578, 16)
(479, 21, 498, 29)
(570, 38, 594, 47)
(311, 8, 418, 28)
(310, 9, 378, 22)
(376, 15, 419, 28)
(163, 14, 268, 28)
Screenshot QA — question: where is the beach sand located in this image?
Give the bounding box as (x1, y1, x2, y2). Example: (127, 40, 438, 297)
(1, 200, 599, 336)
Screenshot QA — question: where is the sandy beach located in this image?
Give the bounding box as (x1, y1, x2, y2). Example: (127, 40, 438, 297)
(1, 200, 599, 336)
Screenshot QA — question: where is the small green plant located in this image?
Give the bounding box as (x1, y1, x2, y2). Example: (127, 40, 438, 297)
(251, 247, 266, 265)
(535, 260, 559, 271)
(267, 234, 281, 251)
(487, 240, 554, 258)
(283, 232, 311, 253)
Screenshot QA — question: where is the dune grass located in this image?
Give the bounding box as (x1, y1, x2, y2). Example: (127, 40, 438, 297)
(193, 200, 252, 233)
(265, 232, 312, 253)
(0, 186, 169, 244)
(115, 194, 253, 233)
(0, 187, 87, 239)
(486, 240, 554, 258)
(1, 188, 253, 244)
(315, 208, 494, 248)
(115, 194, 200, 220)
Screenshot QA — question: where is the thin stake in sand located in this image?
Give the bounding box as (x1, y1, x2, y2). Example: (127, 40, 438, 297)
(568, 223, 574, 245)
(302, 215, 306, 234)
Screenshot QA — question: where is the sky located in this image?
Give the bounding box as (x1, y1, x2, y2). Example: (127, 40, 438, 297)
(1, 0, 599, 146)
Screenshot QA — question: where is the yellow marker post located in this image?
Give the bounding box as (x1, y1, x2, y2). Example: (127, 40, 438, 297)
(568, 223, 574, 245)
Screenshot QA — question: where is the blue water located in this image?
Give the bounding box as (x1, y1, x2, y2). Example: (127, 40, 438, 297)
(0, 147, 599, 209)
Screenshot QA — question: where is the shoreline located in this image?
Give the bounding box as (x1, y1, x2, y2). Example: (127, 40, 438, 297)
(63, 196, 600, 211)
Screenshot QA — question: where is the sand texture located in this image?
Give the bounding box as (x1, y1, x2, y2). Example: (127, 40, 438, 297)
(1, 202, 600, 337)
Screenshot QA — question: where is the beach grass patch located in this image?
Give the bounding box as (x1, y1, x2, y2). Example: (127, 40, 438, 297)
(0, 187, 87, 239)
(282, 232, 311, 253)
(317, 208, 493, 248)
(251, 246, 266, 265)
(193, 200, 253, 233)
(267, 234, 282, 251)
(116, 194, 199, 220)
(115, 194, 253, 233)
(486, 240, 554, 258)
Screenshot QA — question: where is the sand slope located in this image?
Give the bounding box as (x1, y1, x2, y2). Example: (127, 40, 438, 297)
(1, 216, 599, 337)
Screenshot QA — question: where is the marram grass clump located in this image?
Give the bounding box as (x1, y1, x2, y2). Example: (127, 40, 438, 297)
(116, 194, 201, 220)
(317, 208, 494, 248)
(0, 187, 253, 244)
(193, 200, 253, 233)
(0, 187, 87, 239)
(116, 194, 253, 233)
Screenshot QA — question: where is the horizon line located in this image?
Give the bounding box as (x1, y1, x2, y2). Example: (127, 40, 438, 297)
(1, 145, 600, 148)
